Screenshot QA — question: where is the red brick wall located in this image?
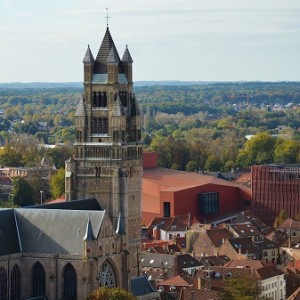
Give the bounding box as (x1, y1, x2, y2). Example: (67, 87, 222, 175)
(142, 180, 249, 224)
(252, 165, 300, 225)
(143, 152, 158, 169)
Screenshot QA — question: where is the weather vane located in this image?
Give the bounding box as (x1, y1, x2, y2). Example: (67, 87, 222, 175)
(105, 8, 111, 27)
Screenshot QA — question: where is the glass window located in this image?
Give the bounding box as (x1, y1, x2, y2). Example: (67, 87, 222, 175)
(63, 264, 77, 300)
(11, 264, 21, 300)
(32, 262, 46, 297)
(199, 192, 219, 214)
(0, 266, 7, 300)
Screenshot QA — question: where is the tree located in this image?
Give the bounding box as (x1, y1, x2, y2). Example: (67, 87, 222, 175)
(186, 160, 198, 172)
(274, 209, 287, 229)
(205, 154, 222, 172)
(50, 168, 65, 199)
(236, 132, 275, 169)
(87, 287, 137, 300)
(221, 277, 261, 300)
(274, 138, 300, 164)
(11, 177, 34, 207)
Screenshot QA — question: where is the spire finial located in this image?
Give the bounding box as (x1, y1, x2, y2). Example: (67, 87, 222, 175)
(105, 8, 111, 27)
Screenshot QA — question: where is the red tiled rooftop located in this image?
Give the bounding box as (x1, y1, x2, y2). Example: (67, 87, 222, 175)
(207, 228, 233, 247)
(159, 275, 190, 287)
(143, 167, 250, 192)
(224, 259, 264, 269)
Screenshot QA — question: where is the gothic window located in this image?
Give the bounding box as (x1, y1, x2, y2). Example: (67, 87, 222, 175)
(31, 262, 45, 298)
(92, 118, 108, 134)
(11, 264, 21, 300)
(100, 93, 107, 107)
(63, 264, 77, 300)
(0, 266, 7, 300)
(93, 92, 97, 107)
(113, 131, 120, 143)
(119, 92, 127, 107)
(137, 130, 141, 141)
(121, 131, 126, 142)
(98, 261, 116, 288)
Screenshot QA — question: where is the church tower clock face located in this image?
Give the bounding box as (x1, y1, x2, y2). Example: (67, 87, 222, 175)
(98, 261, 116, 288)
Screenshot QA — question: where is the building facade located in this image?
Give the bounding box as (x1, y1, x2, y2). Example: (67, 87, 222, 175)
(65, 26, 143, 277)
(252, 164, 300, 225)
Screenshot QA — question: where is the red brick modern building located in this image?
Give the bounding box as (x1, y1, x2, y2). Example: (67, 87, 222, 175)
(142, 152, 252, 226)
(252, 164, 300, 225)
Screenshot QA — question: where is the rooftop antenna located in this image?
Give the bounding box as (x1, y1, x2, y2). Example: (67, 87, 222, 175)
(105, 8, 111, 27)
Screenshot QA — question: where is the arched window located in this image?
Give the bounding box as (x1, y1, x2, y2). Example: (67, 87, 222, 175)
(98, 260, 116, 288)
(63, 264, 77, 300)
(0, 266, 7, 300)
(11, 264, 21, 300)
(31, 262, 46, 298)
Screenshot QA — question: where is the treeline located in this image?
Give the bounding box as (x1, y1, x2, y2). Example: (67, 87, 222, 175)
(0, 82, 299, 172)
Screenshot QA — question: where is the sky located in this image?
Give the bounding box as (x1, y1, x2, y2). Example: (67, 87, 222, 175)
(0, 0, 300, 82)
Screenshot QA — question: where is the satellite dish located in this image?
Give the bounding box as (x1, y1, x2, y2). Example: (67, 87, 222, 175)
(158, 286, 164, 292)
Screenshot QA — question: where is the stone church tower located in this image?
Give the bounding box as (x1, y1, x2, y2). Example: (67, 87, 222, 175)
(65, 26, 143, 277)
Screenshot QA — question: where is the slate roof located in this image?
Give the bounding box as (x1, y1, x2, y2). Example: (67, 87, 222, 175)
(131, 276, 157, 297)
(200, 255, 230, 267)
(122, 46, 133, 63)
(140, 252, 174, 269)
(93, 27, 124, 75)
(0, 209, 21, 255)
(83, 45, 94, 64)
(106, 45, 120, 64)
(15, 209, 105, 255)
(233, 211, 273, 235)
(229, 223, 261, 237)
(35, 198, 102, 211)
(228, 237, 259, 256)
(176, 254, 203, 270)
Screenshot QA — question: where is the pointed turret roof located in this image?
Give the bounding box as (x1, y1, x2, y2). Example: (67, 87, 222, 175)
(107, 45, 120, 64)
(94, 27, 120, 73)
(116, 211, 126, 235)
(75, 97, 86, 117)
(83, 217, 96, 241)
(83, 45, 94, 64)
(112, 94, 123, 116)
(122, 45, 133, 63)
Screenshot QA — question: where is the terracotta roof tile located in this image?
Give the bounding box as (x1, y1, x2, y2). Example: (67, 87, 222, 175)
(180, 288, 221, 300)
(158, 275, 190, 287)
(224, 259, 264, 269)
(207, 228, 233, 247)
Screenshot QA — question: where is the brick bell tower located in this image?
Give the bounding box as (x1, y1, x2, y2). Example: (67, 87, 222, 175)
(65, 25, 143, 277)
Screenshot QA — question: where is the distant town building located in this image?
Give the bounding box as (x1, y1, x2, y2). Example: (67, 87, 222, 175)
(252, 164, 300, 225)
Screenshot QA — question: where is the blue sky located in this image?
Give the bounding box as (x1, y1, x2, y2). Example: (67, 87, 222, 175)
(0, 0, 300, 82)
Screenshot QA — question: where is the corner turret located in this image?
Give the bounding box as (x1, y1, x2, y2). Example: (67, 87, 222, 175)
(83, 45, 94, 83)
(122, 45, 133, 83)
